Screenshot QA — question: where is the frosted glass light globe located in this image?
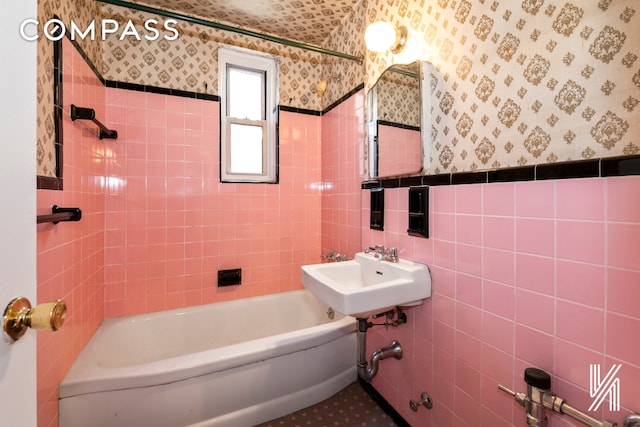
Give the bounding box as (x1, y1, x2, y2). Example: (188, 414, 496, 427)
(364, 22, 396, 53)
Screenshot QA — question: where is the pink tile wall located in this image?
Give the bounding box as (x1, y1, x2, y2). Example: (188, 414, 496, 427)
(362, 177, 640, 427)
(103, 90, 322, 317)
(36, 38, 106, 427)
(321, 91, 365, 257)
(377, 124, 421, 177)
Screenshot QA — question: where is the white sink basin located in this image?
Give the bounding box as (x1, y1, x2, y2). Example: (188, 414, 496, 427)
(301, 252, 431, 318)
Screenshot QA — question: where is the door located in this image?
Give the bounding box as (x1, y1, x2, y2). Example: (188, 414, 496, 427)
(0, 1, 38, 425)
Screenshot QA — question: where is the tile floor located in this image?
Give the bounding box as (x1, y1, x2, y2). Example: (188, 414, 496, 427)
(255, 381, 400, 427)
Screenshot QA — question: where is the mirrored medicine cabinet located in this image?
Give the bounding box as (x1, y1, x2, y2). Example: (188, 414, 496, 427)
(367, 60, 431, 179)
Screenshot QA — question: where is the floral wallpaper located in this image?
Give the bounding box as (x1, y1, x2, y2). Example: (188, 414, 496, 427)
(320, 0, 366, 110)
(36, 0, 640, 177)
(37, 0, 102, 178)
(100, 1, 366, 111)
(37, 0, 363, 177)
(101, 4, 329, 111)
(366, 0, 640, 173)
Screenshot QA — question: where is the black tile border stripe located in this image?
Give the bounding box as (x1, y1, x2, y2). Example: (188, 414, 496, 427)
(487, 165, 535, 183)
(101, 80, 367, 115)
(279, 105, 322, 116)
(451, 170, 488, 185)
(103, 80, 367, 116)
(536, 158, 600, 181)
(59, 26, 363, 115)
(358, 379, 411, 427)
(104, 80, 220, 101)
(363, 155, 640, 189)
(280, 84, 365, 116)
(602, 155, 640, 176)
(323, 83, 365, 115)
(377, 119, 421, 132)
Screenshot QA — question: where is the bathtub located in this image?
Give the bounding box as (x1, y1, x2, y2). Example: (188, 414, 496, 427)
(59, 290, 357, 427)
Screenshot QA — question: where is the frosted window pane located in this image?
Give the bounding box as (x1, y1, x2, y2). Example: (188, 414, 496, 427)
(229, 124, 263, 174)
(228, 67, 264, 120)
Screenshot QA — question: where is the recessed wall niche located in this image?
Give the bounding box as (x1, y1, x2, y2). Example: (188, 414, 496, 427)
(407, 186, 429, 238)
(370, 188, 384, 230)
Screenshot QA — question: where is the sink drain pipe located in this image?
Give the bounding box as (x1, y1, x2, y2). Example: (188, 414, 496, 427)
(356, 316, 403, 382)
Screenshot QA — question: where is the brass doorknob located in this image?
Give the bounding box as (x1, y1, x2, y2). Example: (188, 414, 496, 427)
(3, 297, 67, 342)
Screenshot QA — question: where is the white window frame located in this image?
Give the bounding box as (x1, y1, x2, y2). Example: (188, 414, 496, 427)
(218, 44, 279, 183)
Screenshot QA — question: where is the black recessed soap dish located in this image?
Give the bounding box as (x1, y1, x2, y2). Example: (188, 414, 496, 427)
(370, 188, 384, 231)
(407, 186, 429, 238)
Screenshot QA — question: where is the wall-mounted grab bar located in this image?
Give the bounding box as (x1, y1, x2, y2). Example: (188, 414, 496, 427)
(70, 105, 118, 139)
(37, 205, 82, 224)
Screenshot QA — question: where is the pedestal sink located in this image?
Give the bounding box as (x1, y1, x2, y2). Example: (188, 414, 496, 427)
(301, 252, 431, 318)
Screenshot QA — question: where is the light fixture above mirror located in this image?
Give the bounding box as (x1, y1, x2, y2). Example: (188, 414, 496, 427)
(364, 22, 408, 54)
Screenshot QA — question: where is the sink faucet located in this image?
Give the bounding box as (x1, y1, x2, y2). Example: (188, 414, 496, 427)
(364, 246, 399, 263)
(365, 245, 385, 257)
(385, 247, 399, 263)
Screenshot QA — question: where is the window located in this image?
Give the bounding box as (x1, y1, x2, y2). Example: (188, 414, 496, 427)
(218, 45, 278, 183)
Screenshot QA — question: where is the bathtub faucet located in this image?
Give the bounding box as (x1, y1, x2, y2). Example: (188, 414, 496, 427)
(499, 368, 618, 427)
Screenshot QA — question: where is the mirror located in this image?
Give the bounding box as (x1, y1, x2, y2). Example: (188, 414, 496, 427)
(367, 61, 429, 179)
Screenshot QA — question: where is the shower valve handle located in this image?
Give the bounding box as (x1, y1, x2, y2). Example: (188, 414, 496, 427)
(525, 367, 552, 390)
(500, 369, 621, 427)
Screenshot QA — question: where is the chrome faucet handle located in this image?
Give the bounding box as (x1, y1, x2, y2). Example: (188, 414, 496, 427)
(365, 245, 386, 257)
(382, 247, 398, 262)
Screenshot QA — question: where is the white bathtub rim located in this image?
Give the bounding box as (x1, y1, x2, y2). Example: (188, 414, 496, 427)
(94, 289, 341, 367)
(60, 313, 355, 399)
